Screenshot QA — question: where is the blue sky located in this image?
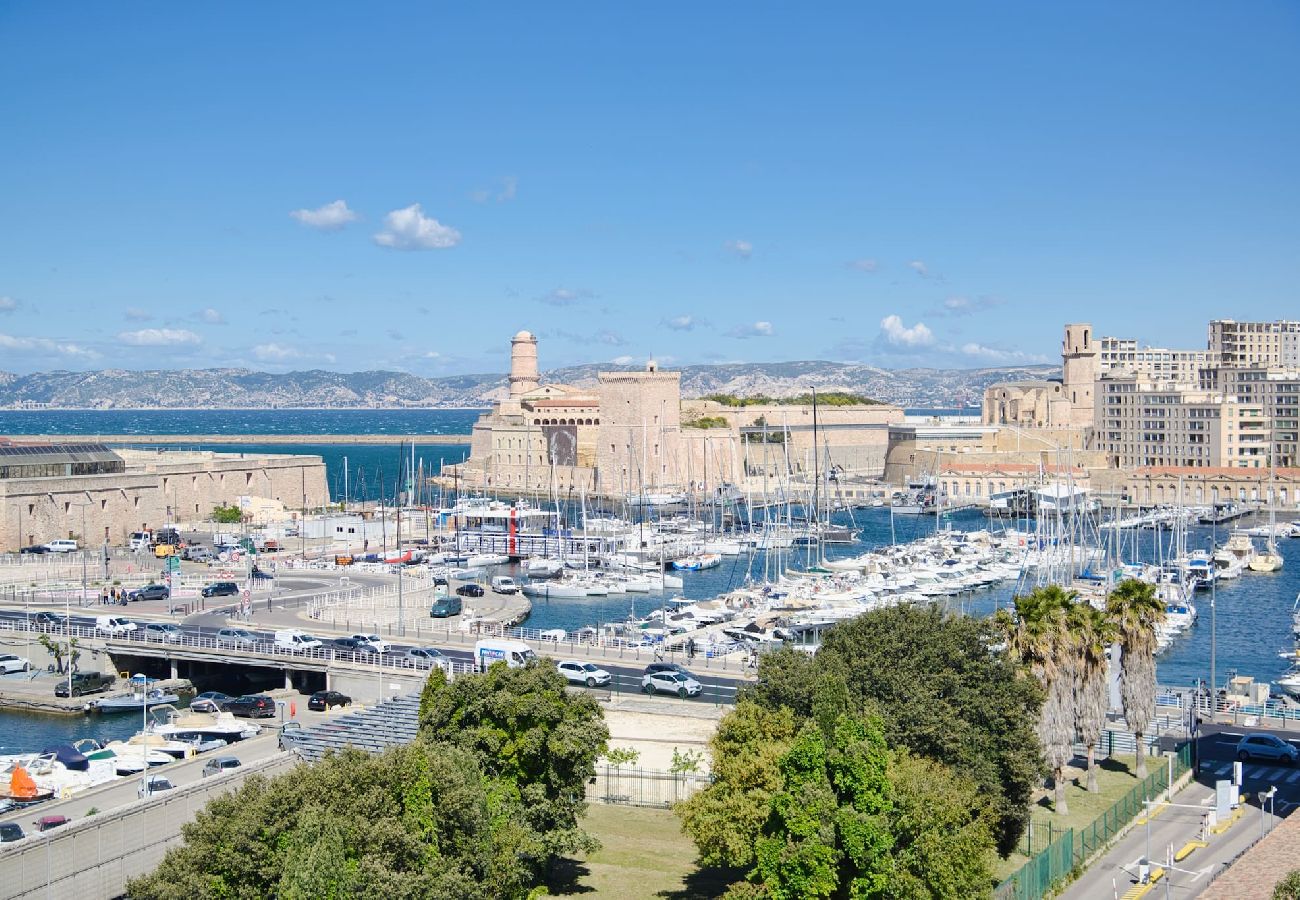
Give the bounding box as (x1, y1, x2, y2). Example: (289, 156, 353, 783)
(1, 2, 1297, 376)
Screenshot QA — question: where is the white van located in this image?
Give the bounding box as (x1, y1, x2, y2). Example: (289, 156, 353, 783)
(273, 629, 322, 652)
(128, 532, 152, 552)
(473, 639, 536, 672)
(95, 616, 137, 636)
(44, 540, 79, 553)
(490, 576, 519, 595)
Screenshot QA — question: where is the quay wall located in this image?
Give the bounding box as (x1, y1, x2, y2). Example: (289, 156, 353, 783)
(0, 449, 329, 552)
(0, 752, 299, 900)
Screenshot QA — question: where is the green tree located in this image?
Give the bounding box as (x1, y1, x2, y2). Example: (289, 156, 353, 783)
(127, 742, 532, 899)
(995, 585, 1078, 815)
(211, 504, 244, 524)
(678, 701, 801, 869)
(691, 710, 993, 899)
(1275, 869, 1300, 900)
(37, 634, 80, 675)
(1107, 578, 1166, 778)
(747, 607, 1044, 857)
(1071, 600, 1118, 793)
(418, 660, 609, 874)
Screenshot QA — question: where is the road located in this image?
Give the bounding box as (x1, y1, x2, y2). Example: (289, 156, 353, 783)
(0, 602, 746, 706)
(1061, 724, 1300, 897)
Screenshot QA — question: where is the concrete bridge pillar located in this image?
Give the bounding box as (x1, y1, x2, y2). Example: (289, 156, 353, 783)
(285, 669, 293, 691)
(169, 658, 178, 680)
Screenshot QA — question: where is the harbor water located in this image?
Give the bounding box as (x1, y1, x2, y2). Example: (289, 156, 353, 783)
(2, 408, 1295, 750)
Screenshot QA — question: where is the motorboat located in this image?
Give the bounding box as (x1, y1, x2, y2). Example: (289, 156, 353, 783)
(149, 707, 262, 743)
(94, 688, 181, 712)
(671, 553, 722, 571)
(522, 558, 564, 578)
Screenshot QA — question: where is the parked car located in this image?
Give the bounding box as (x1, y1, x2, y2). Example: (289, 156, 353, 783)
(490, 576, 519, 594)
(0, 653, 32, 674)
(1236, 733, 1299, 764)
(141, 622, 182, 643)
(0, 822, 24, 842)
(20, 545, 49, 555)
(55, 671, 115, 697)
(308, 690, 352, 711)
(456, 583, 485, 597)
(349, 633, 391, 654)
(641, 670, 702, 699)
(137, 775, 176, 798)
(189, 691, 232, 713)
(401, 647, 449, 670)
(557, 660, 612, 687)
(201, 756, 242, 777)
(32, 815, 70, 832)
(201, 581, 240, 598)
(429, 595, 463, 618)
(44, 540, 78, 553)
(128, 583, 170, 602)
(225, 695, 276, 718)
(183, 546, 212, 562)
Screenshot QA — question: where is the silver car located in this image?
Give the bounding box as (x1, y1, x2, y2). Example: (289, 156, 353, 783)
(215, 628, 257, 649)
(402, 647, 449, 671)
(641, 671, 702, 698)
(557, 660, 612, 687)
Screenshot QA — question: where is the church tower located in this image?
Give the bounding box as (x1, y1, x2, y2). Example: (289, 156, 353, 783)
(1062, 323, 1098, 427)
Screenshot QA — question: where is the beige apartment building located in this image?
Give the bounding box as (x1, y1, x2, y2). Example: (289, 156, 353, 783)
(1209, 319, 1300, 368)
(1096, 336, 1213, 383)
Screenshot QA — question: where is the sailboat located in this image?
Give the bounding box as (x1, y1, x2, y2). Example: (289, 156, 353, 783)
(1249, 438, 1284, 573)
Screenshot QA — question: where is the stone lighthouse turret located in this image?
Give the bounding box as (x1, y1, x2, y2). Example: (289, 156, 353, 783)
(509, 330, 540, 398)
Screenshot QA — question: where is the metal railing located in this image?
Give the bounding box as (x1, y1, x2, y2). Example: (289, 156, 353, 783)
(587, 765, 712, 808)
(997, 741, 1193, 899)
(0, 618, 475, 678)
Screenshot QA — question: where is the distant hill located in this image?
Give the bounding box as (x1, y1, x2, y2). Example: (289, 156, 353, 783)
(0, 362, 1059, 410)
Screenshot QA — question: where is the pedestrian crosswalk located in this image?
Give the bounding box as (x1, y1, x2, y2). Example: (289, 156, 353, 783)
(1202, 760, 1300, 785)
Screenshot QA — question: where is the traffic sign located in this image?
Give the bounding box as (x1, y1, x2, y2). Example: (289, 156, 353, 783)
(165, 555, 181, 572)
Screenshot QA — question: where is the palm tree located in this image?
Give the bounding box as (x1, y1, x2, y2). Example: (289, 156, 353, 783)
(996, 584, 1079, 815)
(1071, 600, 1117, 793)
(1107, 578, 1166, 778)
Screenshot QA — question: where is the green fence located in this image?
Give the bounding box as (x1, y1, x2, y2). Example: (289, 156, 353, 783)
(996, 742, 1193, 899)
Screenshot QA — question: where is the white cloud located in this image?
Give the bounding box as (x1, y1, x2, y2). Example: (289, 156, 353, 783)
(0, 332, 98, 358)
(595, 329, 626, 346)
(724, 239, 753, 259)
(117, 328, 202, 347)
(0, 296, 18, 313)
(373, 204, 461, 250)
(538, 288, 591, 307)
(879, 314, 934, 347)
(289, 200, 358, 231)
(960, 342, 1048, 364)
(846, 259, 878, 273)
(199, 307, 225, 325)
(252, 342, 302, 362)
(663, 314, 699, 331)
(939, 295, 1002, 317)
(422, 351, 441, 359)
(609, 355, 637, 365)
(497, 176, 517, 202)
(124, 307, 152, 321)
(726, 320, 774, 339)
(908, 260, 929, 277)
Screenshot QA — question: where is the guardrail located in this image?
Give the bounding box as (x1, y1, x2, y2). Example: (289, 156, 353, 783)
(0, 618, 476, 678)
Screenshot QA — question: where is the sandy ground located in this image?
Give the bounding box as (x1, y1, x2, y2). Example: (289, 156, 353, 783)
(601, 698, 721, 771)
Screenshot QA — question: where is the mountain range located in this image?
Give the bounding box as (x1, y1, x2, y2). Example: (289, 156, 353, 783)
(0, 362, 1059, 410)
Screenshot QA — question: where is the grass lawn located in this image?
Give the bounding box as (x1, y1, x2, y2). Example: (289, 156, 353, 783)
(992, 753, 1156, 882)
(548, 803, 739, 899)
